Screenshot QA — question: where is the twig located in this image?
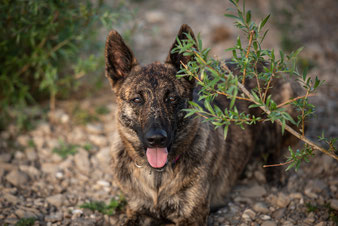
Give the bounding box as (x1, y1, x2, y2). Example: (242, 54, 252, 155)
(242, 30, 255, 84)
(263, 159, 294, 168)
(277, 93, 315, 108)
(301, 90, 310, 136)
(262, 73, 274, 103)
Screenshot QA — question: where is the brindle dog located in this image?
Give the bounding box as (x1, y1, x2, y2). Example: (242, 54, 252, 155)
(105, 24, 299, 225)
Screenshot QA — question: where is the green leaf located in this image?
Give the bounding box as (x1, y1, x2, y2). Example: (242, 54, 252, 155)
(223, 125, 229, 140)
(225, 14, 239, 19)
(259, 14, 270, 31)
(246, 10, 251, 24)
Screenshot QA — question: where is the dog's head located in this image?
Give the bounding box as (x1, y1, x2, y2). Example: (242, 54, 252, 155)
(105, 24, 197, 169)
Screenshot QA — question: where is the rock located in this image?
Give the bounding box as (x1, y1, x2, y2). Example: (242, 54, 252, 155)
(96, 180, 110, 187)
(4, 193, 20, 204)
(304, 212, 315, 224)
(41, 163, 59, 174)
(14, 151, 25, 160)
(19, 165, 40, 178)
(254, 170, 266, 183)
(15, 208, 39, 218)
(46, 194, 64, 207)
(322, 155, 333, 172)
(315, 222, 326, 226)
(45, 212, 63, 222)
(282, 221, 294, 226)
(330, 199, 338, 211)
(307, 179, 327, 193)
(261, 221, 277, 226)
(304, 188, 318, 199)
(276, 193, 290, 208)
(74, 148, 90, 175)
(289, 193, 303, 200)
(0, 153, 11, 162)
(89, 135, 108, 146)
(145, 10, 165, 23)
(272, 208, 285, 219)
(86, 123, 104, 134)
(242, 208, 256, 221)
(241, 185, 267, 198)
(25, 148, 38, 161)
(5, 170, 28, 186)
(260, 215, 271, 220)
(32, 136, 45, 149)
(253, 202, 269, 214)
(17, 135, 30, 146)
(4, 213, 18, 225)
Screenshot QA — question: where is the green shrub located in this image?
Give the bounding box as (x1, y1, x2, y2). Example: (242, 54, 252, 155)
(0, 0, 131, 130)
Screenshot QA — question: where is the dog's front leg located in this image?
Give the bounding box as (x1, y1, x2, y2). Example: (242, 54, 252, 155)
(121, 206, 142, 226)
(173, 200, 209, 226)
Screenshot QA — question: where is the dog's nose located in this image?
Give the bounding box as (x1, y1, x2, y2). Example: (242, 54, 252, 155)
(145, 129, 168, 147)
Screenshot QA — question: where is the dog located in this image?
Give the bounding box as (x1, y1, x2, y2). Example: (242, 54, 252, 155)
(105, 24, 299, 225)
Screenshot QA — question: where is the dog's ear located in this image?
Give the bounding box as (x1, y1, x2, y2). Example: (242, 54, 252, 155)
(166, 24, 197, 88)
(105, 30, 138, 89)
(166, 24, 197, 71)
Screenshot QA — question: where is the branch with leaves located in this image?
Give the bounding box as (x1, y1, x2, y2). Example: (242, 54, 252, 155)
(173, 0, 337, 171)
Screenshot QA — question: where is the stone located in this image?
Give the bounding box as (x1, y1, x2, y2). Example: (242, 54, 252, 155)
(17, 135, 30, 146)
(4, 213, 18, 225)
(282, 221, 294, 226)
(19, 165, 40, 178)
(304, 188, 318, 199)
(276, 193, 290, 208)
(241, 185, 267, 198)
(242, 208, 256, 221)
(86, 123, 104, 134)
(15, 208, 39, 218)
(145, 10, 165, 23)
(254, 170, 266, 183)
(289, 193, 303, 200)
(315, 222, 326, 226)
(260, 215, 271, 220)
(32, 136, 45, 149)
(41, 163, 59, 174)
(46, 194, 64, 207)
(89, 135, 108, 146)
(74, 148, 90, 175)
(253, 202, 269, 214)
(262, 221, 277, 226)
(0, 153, 11, 162)
(5, 170, 28, 186)
(4, 193, 20, 204)
(25, 148, 38, 161)
(330, 199, 338, 211)
(45, 212, 63, 222)
(307, 179, 327, 193)
(272, 208, 285, 219)
(14, 151, 25, 160)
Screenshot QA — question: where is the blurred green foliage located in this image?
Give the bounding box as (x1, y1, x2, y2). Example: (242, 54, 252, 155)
(0, 0, 131, 130)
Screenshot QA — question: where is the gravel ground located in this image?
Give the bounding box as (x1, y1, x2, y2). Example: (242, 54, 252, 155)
(1, 0, 337, 225)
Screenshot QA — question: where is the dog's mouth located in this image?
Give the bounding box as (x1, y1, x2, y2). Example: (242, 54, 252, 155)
(146, 147, 168, 169)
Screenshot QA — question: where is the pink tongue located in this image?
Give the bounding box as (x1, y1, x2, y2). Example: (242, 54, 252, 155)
(146, 148, 168, 168)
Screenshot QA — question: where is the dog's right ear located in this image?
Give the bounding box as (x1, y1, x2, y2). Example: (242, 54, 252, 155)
(105, 30, 138, 89)
(165, 24, 197, 72)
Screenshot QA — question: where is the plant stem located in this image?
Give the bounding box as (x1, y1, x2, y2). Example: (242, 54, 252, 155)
(242, 30, 255, 84)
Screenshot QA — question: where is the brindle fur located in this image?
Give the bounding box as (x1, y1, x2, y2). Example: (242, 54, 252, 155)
(105, 24, 299, 225)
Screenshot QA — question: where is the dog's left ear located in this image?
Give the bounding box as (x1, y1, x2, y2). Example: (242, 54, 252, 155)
(165, 24, 197, 77)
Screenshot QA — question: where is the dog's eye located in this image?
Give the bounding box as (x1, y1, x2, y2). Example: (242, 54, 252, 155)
(132, 97, 142, 104)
